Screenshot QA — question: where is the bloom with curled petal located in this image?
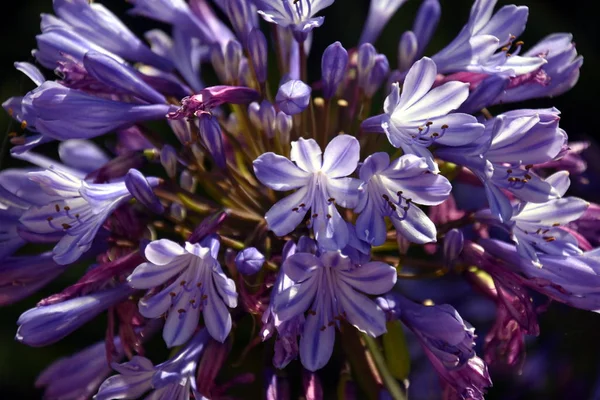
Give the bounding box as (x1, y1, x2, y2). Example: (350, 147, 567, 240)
(359, 0, 409, 45)
(128, 236, 237, 346)
(95, 328, 210, 400)
(20, 167, 159, 265)
(378, 292, 490, 399)
(253, 0, 334, 42)
(437, 108, 568, 222)
(362, 57, 485, 171)
(430, 0, 545, 76)
(274, 251, 397, 371)
(356, 153, 451, 246)
(253, 134, 361, 250)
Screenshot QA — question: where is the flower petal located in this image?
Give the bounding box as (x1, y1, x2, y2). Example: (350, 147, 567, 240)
(253, 153, 311, 190)
(326, 177, 361, 209)
(265, 186, 312, 236)
(274, 279, 318, 323)
(299, 294, 335, 371)
(145, 239, 186, 265)
(283, 253, 322, 282)
(321, 134, 360, 178)
(203, 279, 232, 342)
(337, 262, 397, 295)
(163, 294, 201, 347)
(402, 81, 469, 121)
(515, 197, 589, 228)
(290, 137, 322, 173)
(128, 259, 189, 289)
(337, 280, 387, 336)
(391, 205, 437, 244)
(396, 57, 437, 111)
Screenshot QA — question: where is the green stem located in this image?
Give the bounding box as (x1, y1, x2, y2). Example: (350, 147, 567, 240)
(362, 335, 407, 400)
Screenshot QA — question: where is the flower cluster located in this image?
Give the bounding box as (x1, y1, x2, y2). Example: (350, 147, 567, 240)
(0, 0, 593, 398)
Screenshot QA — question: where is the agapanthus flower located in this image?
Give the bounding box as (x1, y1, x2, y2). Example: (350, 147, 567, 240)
(20, 167, 159, 265)
(362, 57, 485, 171)
(355, 152, 451, 245)
(253, 134, 361, 250)
(253, 0, 334, 42)
(274, 250, 397, 371)
(128, 236, 238, 346)
(95, 328, 210, 400)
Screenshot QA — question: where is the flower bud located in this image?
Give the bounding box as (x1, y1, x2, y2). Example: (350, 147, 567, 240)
(398, 31, 418, 72)
(160, 144, 177, 179)
(412, 0, 441, 57)
(321, 42, 348, 99)
(235, 247, 265, 275)
(276, 111, 293, 143)
(125, 168, 164, 214)
(198, 113, 227, 168)
(248, 29, 268, 84)
(276, 79, 311, 115)
(179, 169, 197, 193)
(356, 43, 377, 89)
(443, 228, 464, 265)
(363, 54, 389, 98)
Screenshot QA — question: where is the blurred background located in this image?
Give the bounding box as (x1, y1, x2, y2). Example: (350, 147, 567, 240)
(1, 0, 599, 398)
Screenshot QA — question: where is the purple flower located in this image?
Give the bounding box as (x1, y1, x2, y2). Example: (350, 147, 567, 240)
(235, 247, 266, 276)
(36, 338, 123, 400)
(321, 42, 348, 99)
(476, 239, 600, 312)
(53, 0, 173, 70)
(430, 0, 544, 76)
(274, 251, 397, 370)
(20, 168, 158, 265)
(21, 82, 173, 141)
(253, 135, 361, 250)
(356, 153, 451, 245)
(359, 0, 409, 45)
(362, 57, 485, 171)
(481, 196, 589, 267)
(128, 236, 237, 346)
(248, 29, 268, 84)
(276, 79, 312, 115)
(0, 253, 68, 306)
(378, 292, 491, 399)
(128, 0, 234, 47)
(444, 229, 465, 265)
(254, 0, 334, 42)
(437, 109, 568, 221)
(95, 328, 210, 400)
(16, 285, 133, 347)
(495, 33, 583, 104)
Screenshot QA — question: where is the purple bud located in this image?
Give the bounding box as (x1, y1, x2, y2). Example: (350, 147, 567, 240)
(188, 211, 228, 243)
(276, 111, 293, 143)
(198, 113, 227, 168)
(212, 41, 243, 84)
(276, 79, 311, 115)
(412, 0, 441, 57)
(82, 51, 166, 105)
(266, 369, 290, 400)
(443, 229, 464, 265)
(125, 169, 164, 214)
(364, 54, 389, 98)
(16, 285, 133, 347)
(225, 0, 257, 45)
(248, 101, 261, 128)
(235, 247, 265, 275)
(357, 43, 377, 89)
(398, 31, 418, 72)
(160, 144, 177, 179)
(259, 100, 277, 138)
(179, 169, 197, 193)
(321, 42, 348, 99)
(248, 29, 268, 84)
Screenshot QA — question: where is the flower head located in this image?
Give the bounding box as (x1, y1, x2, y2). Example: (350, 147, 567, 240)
(128, 236, 238, 345)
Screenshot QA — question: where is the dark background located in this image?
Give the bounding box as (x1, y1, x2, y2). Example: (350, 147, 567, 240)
(1, 0, 599, 398)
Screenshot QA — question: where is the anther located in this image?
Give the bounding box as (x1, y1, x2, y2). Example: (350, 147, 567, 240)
(20, 121, 27, 130)
(62, 223, 71, 229)
(326, 214, 332, 219)
(63, 206, 70, 211)
(397, 191, 403, 196)
(312, 213, 318, 218)
(55, 204, 60, 212)
(46, 217, 53, 222)
(441, 124, 449, 129)
(292, 207, 299, 212)
(178, 309, 186, 314)
(552, 223, 560, 227)
(525, 164, 533, 170)
(506, 169, 513, 173)
(180, 280, 187, 286)
(170, 292, 177, 297)
(425, 121, 433, 126)
(382, 194, 389, 201)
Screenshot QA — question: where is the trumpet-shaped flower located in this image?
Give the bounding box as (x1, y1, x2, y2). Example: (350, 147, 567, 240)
(253, 135, 361, 250)
(274, 251, 397, 371)
(128, 236, 238, 346)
